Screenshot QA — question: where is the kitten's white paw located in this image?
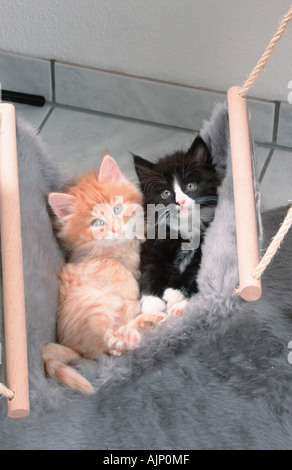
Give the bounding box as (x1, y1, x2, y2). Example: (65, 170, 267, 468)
(163, 289, 188, 316)
(163, 288, 186, 307)
(141, 295, 166, 314)
(168, 299, 189, 317)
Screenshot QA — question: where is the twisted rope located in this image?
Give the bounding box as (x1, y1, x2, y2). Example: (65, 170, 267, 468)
(252, 205, 292, 280)
(235, 5, 292, 284)
(239, 4, 292, 98)
(0, 382, 14, 400)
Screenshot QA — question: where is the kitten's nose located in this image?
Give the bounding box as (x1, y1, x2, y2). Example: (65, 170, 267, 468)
(177, 198, 186, 206)
(112, 222, 123, 235)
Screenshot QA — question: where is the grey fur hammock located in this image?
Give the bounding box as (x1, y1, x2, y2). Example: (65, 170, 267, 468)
(0, 102, 292, 449)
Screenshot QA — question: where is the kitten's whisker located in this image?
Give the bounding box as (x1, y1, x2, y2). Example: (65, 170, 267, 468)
(183, 160, 215, 180)
(152, 207, 176, 228)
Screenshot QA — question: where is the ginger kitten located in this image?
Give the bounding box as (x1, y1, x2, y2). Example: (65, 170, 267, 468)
(42, 155, 165, 393)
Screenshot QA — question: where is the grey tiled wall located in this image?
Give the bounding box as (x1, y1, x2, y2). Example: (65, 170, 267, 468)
(0, 50, 291, 210)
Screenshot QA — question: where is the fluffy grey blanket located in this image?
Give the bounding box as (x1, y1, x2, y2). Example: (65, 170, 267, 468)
(0, 104, 291, 450)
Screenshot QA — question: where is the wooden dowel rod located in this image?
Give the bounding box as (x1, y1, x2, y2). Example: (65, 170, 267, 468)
(227, 86, 262, 302)
(0, 103, 30, 417)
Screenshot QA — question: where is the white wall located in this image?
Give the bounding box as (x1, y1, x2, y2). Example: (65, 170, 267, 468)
(1, 0, 292, 101)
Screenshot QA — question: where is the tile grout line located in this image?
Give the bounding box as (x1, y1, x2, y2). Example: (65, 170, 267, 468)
(50, 59, 56, 103)
(40, 101, 197, 135)
(37, 59, 56, 134)
(259, 101, 281, 183)
(258, 148, 274, 184)
(37, 105, 55, 134)
(255, 141, 292, 152)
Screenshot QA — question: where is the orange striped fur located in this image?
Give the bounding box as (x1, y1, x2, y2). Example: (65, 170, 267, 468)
(42, 155, 164, 394)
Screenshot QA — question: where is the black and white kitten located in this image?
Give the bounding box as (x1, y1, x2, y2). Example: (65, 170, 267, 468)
(133, 135, 221, 316)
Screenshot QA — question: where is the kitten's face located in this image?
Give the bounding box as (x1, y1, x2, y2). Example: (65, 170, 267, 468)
(49, 155, 143, 256)
(133, 136, 220, 233)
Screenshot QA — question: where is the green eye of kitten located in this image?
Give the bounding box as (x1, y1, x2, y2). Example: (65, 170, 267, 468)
(161, 189, 172, 199)
(114, 203, 123, 215)
(186, 182, 197, 191)
(91, 218, 104, 227)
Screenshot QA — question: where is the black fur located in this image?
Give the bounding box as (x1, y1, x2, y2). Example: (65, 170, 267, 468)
(133, 136, 221, 298)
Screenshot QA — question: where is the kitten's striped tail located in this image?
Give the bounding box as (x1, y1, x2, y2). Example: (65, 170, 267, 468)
(42, 343, 94, 394)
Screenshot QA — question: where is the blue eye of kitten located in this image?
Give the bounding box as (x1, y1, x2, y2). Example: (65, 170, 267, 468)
(91, 218, 104, 227)
(114, 203, 123, 215)
(161, 189, 172, 199)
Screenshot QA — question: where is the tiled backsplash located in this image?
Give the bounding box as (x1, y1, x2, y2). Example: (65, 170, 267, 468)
(0, 50, 291, 210)
(0, 51, 52, 100)
(277, 102, 292, 147)
(0, 50, 279, 141)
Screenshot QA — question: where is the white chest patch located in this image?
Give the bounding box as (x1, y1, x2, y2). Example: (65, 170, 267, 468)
(170, 180, 201, 248)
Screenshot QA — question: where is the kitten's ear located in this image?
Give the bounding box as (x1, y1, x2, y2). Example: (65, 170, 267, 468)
(48, 192, 76, 220)
(98, 154, 123, 183)
(187, 136, 212, 165)
(132, 154, 155, 182)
